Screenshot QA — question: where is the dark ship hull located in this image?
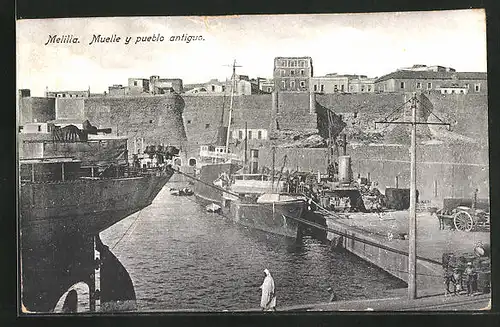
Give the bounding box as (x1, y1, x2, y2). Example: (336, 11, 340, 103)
(223, 197, 305, 238)
(19, 171, 173, 312)
(20, 173, 172, 247)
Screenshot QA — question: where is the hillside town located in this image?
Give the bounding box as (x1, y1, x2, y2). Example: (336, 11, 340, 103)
(37, 59, 487, 98)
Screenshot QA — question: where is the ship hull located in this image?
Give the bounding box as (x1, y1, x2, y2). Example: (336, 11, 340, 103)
(224, 199, 305, 238)
(20, 172, 172, 248)
(193, 162, 240, 204)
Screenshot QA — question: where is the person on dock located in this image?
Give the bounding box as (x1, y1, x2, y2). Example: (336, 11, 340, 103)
(464, 262, 477, 296)
(260, 269, 277, 311)
(450, 268, 463, 295)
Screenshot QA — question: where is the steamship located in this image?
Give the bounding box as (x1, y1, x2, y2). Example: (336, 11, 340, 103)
(219, 156, 306, 238)
(19, 121, 177, 312)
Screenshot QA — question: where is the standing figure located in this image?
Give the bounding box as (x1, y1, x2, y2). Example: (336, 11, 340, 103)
(260, 269, 277, 311)
(464, 262, 477, 296)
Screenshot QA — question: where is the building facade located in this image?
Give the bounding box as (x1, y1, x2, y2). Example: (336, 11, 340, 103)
(273, 56, 313, 92)
(108, 84, 128, 96)
(437, 84, 469, 95)
(128, 78, 150, 95)
(310, 74, 349, 93)
(348, 77, 376, 93)
(375, 71, 487, 94)
(149, 76, 183, 94)
(45, 90, 90, 98)
(184, 78, 253, 96)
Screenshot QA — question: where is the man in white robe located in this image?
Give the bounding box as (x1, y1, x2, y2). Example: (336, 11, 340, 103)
(260, 269, 277, 311)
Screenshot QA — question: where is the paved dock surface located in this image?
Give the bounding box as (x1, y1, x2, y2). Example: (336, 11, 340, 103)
(276, 292, 491, 311)
(327, 210, 489, 263)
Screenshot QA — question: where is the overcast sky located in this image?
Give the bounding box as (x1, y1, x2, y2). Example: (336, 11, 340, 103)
(17, 9, 487, 96)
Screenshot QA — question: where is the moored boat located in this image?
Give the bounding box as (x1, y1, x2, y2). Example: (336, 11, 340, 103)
(221, 173, 306, 238)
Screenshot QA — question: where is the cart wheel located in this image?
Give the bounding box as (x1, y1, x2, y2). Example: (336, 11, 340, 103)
(453, 211, 474, 232)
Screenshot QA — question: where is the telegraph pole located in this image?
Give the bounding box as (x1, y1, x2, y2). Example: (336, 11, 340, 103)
(375, 93, 449, 300)
(408, 95, 417, 300)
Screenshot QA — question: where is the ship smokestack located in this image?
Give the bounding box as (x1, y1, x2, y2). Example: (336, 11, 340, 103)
(250, 149, 259, 174)
(342, 134, 347, 155)
(338, 155, 352, 184)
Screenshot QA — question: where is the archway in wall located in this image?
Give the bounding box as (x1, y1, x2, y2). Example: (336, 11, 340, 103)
(53, 282, 90, 313)
(174, 158, 182, 166)
(188, 158, 197, 167)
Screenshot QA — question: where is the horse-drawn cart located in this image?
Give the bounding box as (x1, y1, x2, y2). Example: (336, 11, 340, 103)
(434, 194, 490, 232)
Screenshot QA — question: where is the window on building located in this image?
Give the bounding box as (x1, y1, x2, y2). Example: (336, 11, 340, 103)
(205, 123, 210, 128)
(465, 83, 470, 89)
(248, 131, 252, 139)
(460, 90, 464, 94)
(222, 86, 225, 92)
(229, 131, 233, 139)
(187, 120, 191, 124)
(314, 85, 317, 92)
(361, 86, 365, 92)
(281, 60, 287, 67)
(475, 83, 481, 92)
(134, 81, 138, 86)
(334, 85, 338, 91)
(63, 94, 66, 97)
(341, 85, 344, 92)
(267, 87, 272, 92)
(282, 81, 286, 89)
(321, 85, 324, 92)
(400, 82, 405, 89)
(300, 81, 305, 87)
(300, 70, 304, 76)
(211, 85, 215, 92)
(150, 120, 153, 123)
(291, 81, 295, 89)
(237, 130, 242, 139)
(37, 125, 41, 132)
(300, 61, 305, 67)
(258, 130, 262, 139)
(416, 82, 422, 89)
(368, 86, 371, 92)
(281, 70, 285, 77)
(290, 70, 295, 76)
(427, 82, 432, 89)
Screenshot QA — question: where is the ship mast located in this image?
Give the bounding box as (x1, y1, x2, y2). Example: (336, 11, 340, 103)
(225, 59, 241, 159)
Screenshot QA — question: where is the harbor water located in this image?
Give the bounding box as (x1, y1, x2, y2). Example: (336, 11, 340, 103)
(60, 182, 406, 312)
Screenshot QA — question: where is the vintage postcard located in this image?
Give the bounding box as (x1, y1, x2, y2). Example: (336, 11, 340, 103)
(17, 10, 490, 314)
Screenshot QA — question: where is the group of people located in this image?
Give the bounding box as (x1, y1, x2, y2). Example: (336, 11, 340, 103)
(444, 262, 478, 296)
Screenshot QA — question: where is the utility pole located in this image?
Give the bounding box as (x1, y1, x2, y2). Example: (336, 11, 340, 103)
(408, 95, 417, 300)
(375, 93, 449, 300)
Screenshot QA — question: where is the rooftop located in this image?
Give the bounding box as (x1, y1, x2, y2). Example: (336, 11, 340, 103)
(376, 71, 487, 83)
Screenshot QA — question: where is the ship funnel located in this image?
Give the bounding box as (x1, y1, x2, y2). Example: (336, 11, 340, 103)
(338, 155, 352, 184)
(250, 149, 259, 174)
